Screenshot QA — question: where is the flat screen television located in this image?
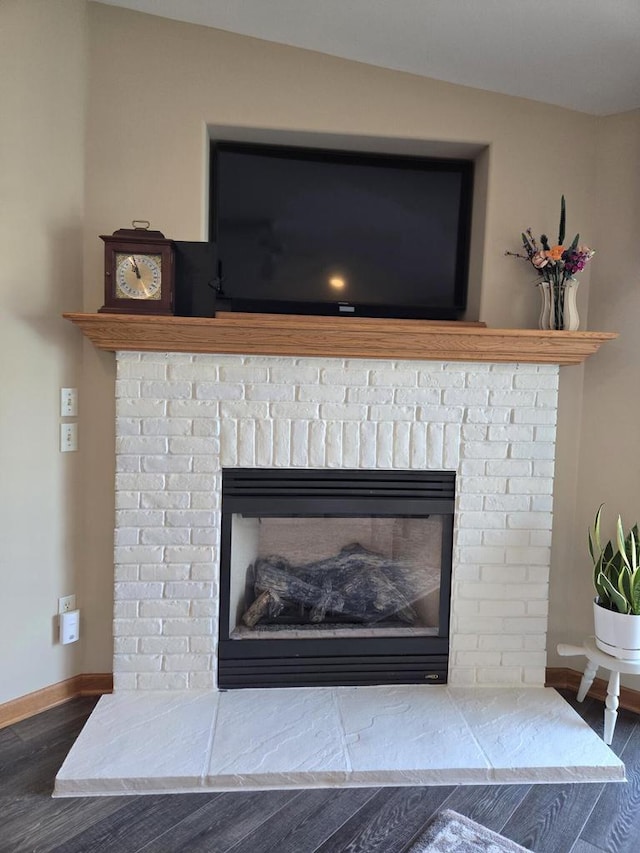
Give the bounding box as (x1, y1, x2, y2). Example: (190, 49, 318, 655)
(209, 141, 474, 321)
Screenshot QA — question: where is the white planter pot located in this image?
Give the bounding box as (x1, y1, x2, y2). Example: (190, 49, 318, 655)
(593, 599, 640, 660)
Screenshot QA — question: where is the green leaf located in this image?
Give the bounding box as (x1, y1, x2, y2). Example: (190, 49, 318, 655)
(589, 504, 604, 560)
(618, 564, 632, 601)
(558, 195, 566, 245)
(599, 573, 630, 613)
(568, 233, 580, 252)
(594, 566, 610, 604)
(630, 571, 640, 614)
(603, 540, 615, 562)
(588, 529, 596, 562)
(617, 515, 631, 570)
(593, 553, 605, 597)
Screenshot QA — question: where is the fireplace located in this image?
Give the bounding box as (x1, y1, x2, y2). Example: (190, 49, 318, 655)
(218, 468, 454, 687)
(57, 324, 625, 797)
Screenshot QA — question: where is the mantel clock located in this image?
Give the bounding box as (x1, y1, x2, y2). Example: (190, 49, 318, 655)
(99, 221, 174, 315)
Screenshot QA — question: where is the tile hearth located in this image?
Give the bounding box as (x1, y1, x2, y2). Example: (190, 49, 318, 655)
(54, 686, 624, 796)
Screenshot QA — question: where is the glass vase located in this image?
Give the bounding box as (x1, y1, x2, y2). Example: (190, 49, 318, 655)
(537, 278, 580, 331)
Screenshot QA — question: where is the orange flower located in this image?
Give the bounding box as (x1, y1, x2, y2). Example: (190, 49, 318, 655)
(547, 245, 564, 261)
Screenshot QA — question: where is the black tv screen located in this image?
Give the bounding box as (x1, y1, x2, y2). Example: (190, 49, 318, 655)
(210, 142, 473, 320)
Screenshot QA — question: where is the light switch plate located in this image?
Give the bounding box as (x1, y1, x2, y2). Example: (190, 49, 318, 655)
(60, 388, 78, 418)
(60, 423, 78, 452)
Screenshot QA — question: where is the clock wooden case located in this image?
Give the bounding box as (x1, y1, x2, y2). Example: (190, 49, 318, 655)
(99, 223, 175, 315)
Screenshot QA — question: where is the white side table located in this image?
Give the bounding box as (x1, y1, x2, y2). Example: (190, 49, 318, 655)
(557, 636, 640, 744)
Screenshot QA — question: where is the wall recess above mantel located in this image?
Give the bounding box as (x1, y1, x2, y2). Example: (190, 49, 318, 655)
(63, 312, 617, 366)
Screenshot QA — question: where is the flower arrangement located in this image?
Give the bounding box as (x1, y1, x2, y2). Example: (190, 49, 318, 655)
(505, 196, 595, 329)
(505, 196, 595, 286)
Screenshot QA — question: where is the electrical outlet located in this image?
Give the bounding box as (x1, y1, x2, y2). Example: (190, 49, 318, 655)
(60, 422, 78, 452)
(58, 595, 76, 614)
(60, 387, 78, 417)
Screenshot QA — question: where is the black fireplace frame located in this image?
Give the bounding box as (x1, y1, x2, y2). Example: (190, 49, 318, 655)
(217, 468, 455, 689)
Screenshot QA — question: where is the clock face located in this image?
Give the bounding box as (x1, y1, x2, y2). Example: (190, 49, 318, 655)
(115, 253, 162, 300)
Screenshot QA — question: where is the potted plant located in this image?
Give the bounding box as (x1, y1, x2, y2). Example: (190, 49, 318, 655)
(589, 505, 640, 660)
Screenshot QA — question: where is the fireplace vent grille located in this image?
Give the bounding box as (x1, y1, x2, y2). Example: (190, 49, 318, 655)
(223, 468, 456, 501)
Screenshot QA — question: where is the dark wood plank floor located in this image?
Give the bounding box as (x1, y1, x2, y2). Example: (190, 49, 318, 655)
(0, 690, 637, 853)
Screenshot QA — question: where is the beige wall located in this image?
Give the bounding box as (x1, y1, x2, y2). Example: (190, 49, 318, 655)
(548, 110, 640, 682)
(0, 0, 87, 704)
(5, 0, 635, 701)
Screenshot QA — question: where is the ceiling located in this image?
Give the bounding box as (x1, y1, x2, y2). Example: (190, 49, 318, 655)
(98, 0, 640, 116)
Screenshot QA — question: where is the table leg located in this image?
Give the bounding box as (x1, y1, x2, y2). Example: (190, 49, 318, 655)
(604, 670, 620, 745)
(577, 658, 598, 702)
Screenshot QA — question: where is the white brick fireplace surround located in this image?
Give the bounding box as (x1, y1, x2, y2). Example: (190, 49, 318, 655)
(56, 349, 626, 795)
(113, 352, 559, 691)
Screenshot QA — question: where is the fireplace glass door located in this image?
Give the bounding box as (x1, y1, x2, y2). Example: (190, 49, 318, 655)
(218, 469, 454, 688)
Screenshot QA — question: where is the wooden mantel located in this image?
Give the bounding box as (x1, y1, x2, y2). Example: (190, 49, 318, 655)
(63, 312, 617, 366)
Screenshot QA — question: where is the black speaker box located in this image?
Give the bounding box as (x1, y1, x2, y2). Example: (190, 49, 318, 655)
(173, 241, 218, 317)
